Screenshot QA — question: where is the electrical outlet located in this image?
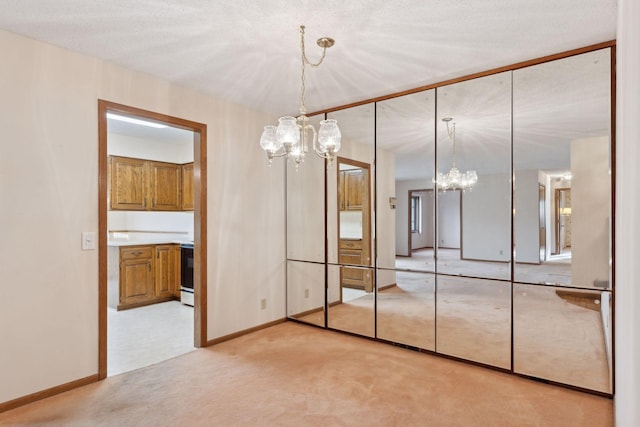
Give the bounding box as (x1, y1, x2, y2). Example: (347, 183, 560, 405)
(261, 298, 267, 310)
(304, 289, 310, 298)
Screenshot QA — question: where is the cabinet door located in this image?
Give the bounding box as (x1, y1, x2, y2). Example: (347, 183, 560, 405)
(155, 244, 179, 299)
(345, 170, 364, 210)
(110, 156, 147, 210)
(172, 245, 182, 297)
(150, 161, 181, 211)
(120, 246, 154, 307)
(181, 163, 194, 211)
(339, 171, 346, 211)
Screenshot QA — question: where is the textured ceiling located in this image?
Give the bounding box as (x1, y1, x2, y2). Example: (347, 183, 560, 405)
(0, 0, 616, 116)
(1, 1, 615, 182)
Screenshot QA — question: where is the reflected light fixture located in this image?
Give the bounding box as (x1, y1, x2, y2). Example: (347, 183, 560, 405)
(260, 25, 341, 169)
(434, 117, 478, 191)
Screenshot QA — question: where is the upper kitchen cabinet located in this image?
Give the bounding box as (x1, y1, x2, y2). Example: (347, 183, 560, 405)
(339, 169, 365, 211)
(181, 163, 194, 211)
(109, 156, 148, 210)
(108, 155, 193, 211)
(149, 161, 182, 211)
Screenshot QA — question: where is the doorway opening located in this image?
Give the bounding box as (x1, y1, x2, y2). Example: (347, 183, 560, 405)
(554, 187, 572, 256)
(408, 189, 434, 256)
(539, 184, 546, 262)
(337, 157, 372, 302)
(98, 101, 207, 379)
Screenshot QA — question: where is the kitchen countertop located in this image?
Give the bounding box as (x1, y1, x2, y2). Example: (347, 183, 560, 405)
(108, 238, 193, 247)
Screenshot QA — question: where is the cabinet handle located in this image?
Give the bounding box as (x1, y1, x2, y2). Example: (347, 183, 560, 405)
(148, 264, 151, 272)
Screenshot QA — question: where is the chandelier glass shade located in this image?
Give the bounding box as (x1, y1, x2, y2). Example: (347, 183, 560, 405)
(434, 118, 478, 191)
(260, 26, 341, 168)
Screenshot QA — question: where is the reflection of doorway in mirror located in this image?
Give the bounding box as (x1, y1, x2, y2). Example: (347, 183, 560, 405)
(408, 189, 434, 255)
(539, 184, 546, 262)
(337, 157, 372, 293)
(554, 188, 572, 255)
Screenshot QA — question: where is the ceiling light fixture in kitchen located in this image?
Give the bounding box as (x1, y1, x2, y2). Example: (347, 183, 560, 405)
(259, 25, 341, 169)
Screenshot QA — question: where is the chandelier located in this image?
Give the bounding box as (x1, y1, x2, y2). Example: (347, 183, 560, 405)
(260, 25, 342, 168)
(433, 117, 478, 191)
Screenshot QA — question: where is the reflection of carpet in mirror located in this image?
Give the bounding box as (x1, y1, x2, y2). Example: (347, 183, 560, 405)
(327, 293, 375, 338)
(514, 285, 611, 393)
(298, 277, 611, 393)
(395, 248, 574, 285)
(436, 278, 512, 369)
(376, 274, 435, 350)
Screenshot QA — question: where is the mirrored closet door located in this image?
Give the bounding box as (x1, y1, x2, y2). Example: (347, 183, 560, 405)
(285, 46, 614, 395)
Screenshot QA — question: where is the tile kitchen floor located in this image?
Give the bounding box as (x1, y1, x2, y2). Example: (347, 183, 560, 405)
(107, 301, 194, 376)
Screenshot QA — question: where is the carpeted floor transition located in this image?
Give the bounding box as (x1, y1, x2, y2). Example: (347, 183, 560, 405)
(0, 322, 612, 427)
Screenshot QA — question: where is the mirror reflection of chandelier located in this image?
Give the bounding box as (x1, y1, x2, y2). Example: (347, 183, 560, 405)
(260, 25, 342, 169)
(434, 117, 478, 191)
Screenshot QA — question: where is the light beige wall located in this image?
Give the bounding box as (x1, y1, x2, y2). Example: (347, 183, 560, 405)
(0, 29, 285, 404)
(616, 0, 640, 422)
(571, 136, 610, 288)
(107, 133, 194, 163)
(514, 169, 541, 263)
(375, 147, 396, 287)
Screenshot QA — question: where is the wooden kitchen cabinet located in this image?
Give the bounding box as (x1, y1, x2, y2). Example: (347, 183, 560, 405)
(119, 246, 155, 308)
(339, 170, 365, 211)
(155, 244, 181, 299)
(181, 163, 194, 211)
(108, 156, 192, 212)
(117, 244, 181, 310)
(339, 239, 373, 291)
(149, 161, 182, 211)
(109, 156, 148, 210)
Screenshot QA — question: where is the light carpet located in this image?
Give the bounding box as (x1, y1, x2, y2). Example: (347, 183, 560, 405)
(0, 322, 612, 426)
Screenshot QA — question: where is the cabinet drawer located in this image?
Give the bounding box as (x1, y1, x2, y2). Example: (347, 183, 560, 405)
(120, 246, 153, 260)
(340, 239, 363, 250)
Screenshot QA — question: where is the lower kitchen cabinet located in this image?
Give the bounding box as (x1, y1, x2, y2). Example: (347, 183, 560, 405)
(155, 244, 181, 299)
(339, 239, 373, 292)
(115, 244, 181, 310)
(120, 246, 155, 307)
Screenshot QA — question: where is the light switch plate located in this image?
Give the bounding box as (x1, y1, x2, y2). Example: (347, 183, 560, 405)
(82, 232, 96, 250)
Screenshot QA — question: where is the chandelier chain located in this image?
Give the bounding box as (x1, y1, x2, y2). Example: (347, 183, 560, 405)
(447, 121, 457, 166)
(299, 25, 328, 115)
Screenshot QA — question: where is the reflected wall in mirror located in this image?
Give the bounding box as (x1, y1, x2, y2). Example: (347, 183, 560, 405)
(286, 115, 325, 263)
(513, 283, 612, 393)
(377, 270, 435, 350)
(327, 264, 375, 337)
(376, 90, 436, 271)
(513, 48, 612, 289)
(287, 260, 325, 327)
(436, 276, 511, 369)
(436, 72, 512, 281)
